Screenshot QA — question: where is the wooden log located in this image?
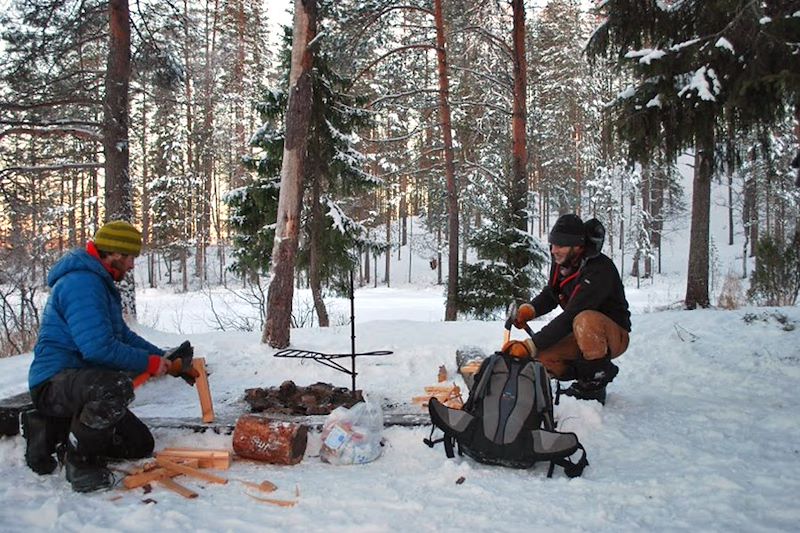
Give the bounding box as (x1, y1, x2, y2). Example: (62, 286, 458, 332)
(155, 457, 228, 484)
(158, 477, 198, 499)
(192, 357, 215, 423)
(232, 414, 308, 465)
(156, 448, 231, 470)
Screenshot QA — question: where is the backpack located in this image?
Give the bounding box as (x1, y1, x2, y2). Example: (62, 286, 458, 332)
(424, 343, 588, 477)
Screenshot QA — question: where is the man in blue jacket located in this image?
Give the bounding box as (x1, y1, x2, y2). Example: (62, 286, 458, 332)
(516, 214, 631, 405)
(26, 221, 170, 492)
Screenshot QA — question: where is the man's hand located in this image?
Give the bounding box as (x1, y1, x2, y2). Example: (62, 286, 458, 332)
(514, 303, 535, 329)
(164, 341, 198, 386)
(147, 355, 170, 377)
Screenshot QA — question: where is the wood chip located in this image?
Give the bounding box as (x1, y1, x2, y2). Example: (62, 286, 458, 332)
(245, 492, 298, 507)
(238, 480, 277, 493)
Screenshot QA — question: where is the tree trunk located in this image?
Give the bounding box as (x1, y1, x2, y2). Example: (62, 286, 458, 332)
(309, 180, 329, 327)
(433, 0, 459, 321)
(642, 165, 652, 278)
(104, 0, 135, 318)
(685, 125, 714, 309)
(263, 0, 316, 348)
(510, 0, 529, 258)
(104, 0, 132, 222)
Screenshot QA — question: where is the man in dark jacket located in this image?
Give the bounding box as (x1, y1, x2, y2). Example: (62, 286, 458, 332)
(516, 214, 631, 404)
(26, 221, 172, 492)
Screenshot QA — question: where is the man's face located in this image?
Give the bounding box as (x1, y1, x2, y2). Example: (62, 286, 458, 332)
(550, 244, 582, 266)
(109, 252, 135, 278)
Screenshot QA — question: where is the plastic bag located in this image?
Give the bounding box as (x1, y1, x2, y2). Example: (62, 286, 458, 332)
(319, 397, 384, 465)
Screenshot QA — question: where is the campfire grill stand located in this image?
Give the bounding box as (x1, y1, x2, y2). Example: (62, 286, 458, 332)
(273, 269, 392, 394)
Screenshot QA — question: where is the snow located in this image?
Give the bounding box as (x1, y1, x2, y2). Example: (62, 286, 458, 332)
(715, 37, 735, 54)
(1, 183, 799, 531)
(2, 298, 799, 531)
(625, 48, 666, 65)
(678, 66, 721, 102)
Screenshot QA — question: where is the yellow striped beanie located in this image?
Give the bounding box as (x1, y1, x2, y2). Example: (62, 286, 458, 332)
(93, 220, 142, 256)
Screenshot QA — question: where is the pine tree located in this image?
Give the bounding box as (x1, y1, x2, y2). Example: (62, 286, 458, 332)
(586, 0, 800, 309)
(228, 24, 379, 328)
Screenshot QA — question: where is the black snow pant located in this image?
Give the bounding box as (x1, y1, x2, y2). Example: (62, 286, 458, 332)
(30, 368, 154, 460)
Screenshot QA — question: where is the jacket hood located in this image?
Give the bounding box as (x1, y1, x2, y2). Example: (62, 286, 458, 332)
(47, 248, 113, 289)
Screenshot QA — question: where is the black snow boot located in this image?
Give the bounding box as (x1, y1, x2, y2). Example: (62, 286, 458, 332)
(563, 357, 619, 405)
(64, 423, 115, 493)
(21, 410, 57, 475)
(64, 437, 114, 493)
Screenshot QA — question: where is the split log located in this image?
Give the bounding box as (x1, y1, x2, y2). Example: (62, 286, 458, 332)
(156, 448, 231, 470)
(122, 459, 199, 489)
(158, 477, 198, 499)
(192, 357, 215, 423)
(155, 457, 228, 484)
(232, 414, 308, 465)
(412, 383, 463, 409)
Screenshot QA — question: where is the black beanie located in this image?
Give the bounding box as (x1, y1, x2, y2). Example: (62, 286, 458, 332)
(548, 214, 585, 246)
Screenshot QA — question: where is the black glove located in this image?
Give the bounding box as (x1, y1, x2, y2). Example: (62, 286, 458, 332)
(165, 340, 193, 362)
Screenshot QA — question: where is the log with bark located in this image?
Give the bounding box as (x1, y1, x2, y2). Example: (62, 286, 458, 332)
(232, 414, 308, 465)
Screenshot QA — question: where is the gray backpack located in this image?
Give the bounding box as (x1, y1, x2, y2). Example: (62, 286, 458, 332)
(424, 345, 588, 477)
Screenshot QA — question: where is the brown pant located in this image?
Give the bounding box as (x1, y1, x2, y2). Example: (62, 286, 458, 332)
(537, 310, 629, 379)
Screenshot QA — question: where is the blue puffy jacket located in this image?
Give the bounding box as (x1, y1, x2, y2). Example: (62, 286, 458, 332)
(29, 248, 164, 390)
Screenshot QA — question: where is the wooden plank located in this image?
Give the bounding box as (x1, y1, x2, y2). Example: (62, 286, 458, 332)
(155, 457, 228, 485)
(192, 357, 215, 423)
(122, 459, 200, 489)
(123, 468, 175, 489)
(156, 448, 231, 470)
(158, 477, 198, 499)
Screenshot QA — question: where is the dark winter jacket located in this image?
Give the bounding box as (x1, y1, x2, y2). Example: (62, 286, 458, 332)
(29, 248, 164, 389)
(529, 252, 631, 351)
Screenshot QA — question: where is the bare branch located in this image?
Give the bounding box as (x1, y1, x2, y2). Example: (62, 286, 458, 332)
(0, 126, 102, 142)
(353, 43, 437, 84)
(0, 99, 102, 111)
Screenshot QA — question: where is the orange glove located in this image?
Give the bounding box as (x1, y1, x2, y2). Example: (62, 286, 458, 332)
(514, 303, 535, 329)
(501, 339, 538, 358)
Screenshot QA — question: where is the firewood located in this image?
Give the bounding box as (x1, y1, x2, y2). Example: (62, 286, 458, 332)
(232, 414, 308, 465)
(192, 358, 215, 423)
(123, 467, 177, 489)
(155, 457, 228, 484)
(424, 385, 458, 394)
(156, 448, 231, 470)
(459, 362, 482, 375)
(158, 477, 198, 499)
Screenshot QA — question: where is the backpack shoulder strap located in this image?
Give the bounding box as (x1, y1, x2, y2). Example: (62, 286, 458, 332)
(548, 443, 588, 478)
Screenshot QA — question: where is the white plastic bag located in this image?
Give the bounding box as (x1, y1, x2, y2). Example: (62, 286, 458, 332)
(319, 397, 384, 465)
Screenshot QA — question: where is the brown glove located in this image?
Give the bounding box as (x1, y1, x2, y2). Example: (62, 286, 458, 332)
(514, 303, 535, 329)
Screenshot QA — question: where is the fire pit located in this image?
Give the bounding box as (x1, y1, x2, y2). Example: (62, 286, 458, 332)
(244, 381, 363, 416)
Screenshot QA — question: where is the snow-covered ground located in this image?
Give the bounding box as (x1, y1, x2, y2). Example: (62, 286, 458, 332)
(1, 175, 798, 531)
(1, 276, 799, 531)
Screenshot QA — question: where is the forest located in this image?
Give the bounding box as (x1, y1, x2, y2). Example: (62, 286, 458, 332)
(0, 0, 798, 353)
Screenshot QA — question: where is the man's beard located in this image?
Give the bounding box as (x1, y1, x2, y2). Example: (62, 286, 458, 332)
(109, 259, 128, 282)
